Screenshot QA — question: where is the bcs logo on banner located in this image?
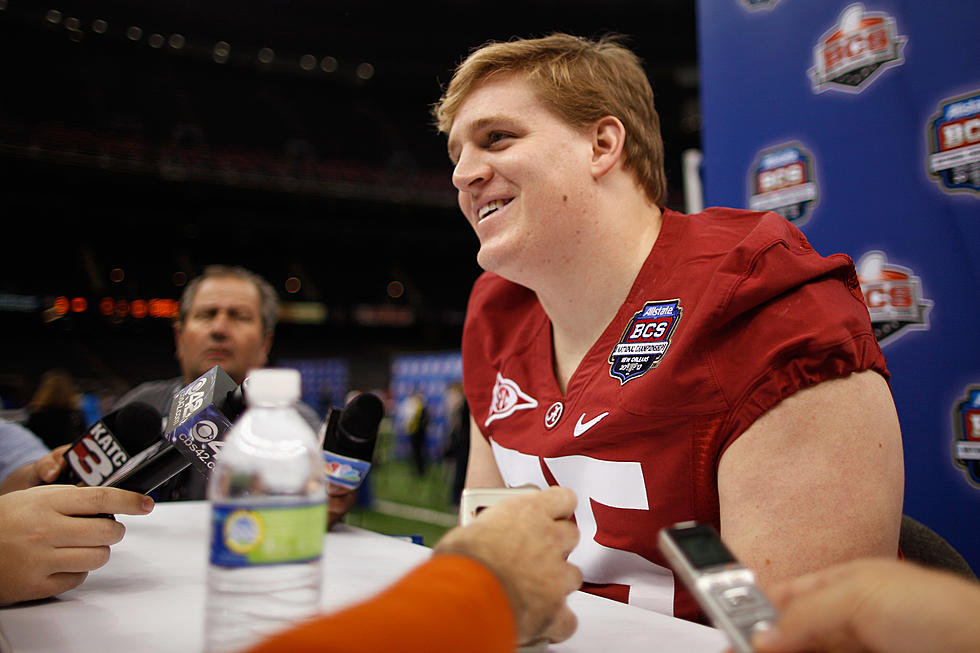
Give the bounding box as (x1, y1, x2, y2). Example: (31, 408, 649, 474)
(953, 386, 980, 488)
(740, 0, 780, 10)
(747, 142, 819, 225)
(809, 4, 907, 94)
(926, 89, 980, 195)
(856, 251, 933, 346)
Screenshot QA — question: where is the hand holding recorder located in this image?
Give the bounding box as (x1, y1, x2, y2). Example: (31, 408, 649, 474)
(322, 392, 385, 529)
(437, 485, 582, 647)
(659, 521, 780, 653)
(752, 557, 980, 653)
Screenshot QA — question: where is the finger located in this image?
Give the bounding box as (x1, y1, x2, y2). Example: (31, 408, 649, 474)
(560, 561, 584, 595)
(553, 519, 581, 557)
(764, 561, 853, 609)
(44, 571, 90, 597)
(752, 577, 863, 652)
(53, 515, 127, 547)
(328, 484, 355, 498)
(49, 486, 155, 517)
(26, 571, 90, 602)
(537, 486, 577, 520)
(328, 490, 357, 529)
(36, 446, 70, 483)
(544, 605, 578, 644)
(48, 545, 113, 574)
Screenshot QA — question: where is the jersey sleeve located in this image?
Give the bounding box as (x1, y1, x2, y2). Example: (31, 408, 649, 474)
(706, 214, 888, 452)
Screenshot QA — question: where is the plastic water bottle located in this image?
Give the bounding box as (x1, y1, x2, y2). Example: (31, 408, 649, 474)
(204, 368, 327, 653)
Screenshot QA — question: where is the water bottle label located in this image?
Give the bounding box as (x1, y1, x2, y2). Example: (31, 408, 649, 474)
(323, 451, 372, 489)
(210, 503, 326, 568)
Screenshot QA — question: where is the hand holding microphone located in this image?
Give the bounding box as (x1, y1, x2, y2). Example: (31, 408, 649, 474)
(1, 405, 160, 602)
(322, 392, 384, 529)
(37, 367, 243, 498)
(0, 485, 154, 605)
(14, 443, 70, 487)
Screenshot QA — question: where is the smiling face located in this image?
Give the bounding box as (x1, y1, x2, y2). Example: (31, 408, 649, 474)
(447, 74, 599, 285)
(174, 276, 272, 384)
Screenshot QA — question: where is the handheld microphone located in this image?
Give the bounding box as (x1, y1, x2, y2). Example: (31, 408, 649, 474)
(106, 366, 243, 494)
(55, 402, 163, 487)
(323, 392, 384, 489)
(105, 442, 186, 494)
(166, 365, 242, 478)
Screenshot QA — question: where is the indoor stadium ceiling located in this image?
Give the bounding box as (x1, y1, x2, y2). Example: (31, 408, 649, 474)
(0, 0, 700, 314)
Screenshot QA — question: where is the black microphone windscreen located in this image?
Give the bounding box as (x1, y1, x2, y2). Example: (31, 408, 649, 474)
(222, 384, 248, 422)
(57, 401, 164, 486)
(340, 393, 384, 442)
(330, 393, 383, 462)
(109, 402, 163, 451)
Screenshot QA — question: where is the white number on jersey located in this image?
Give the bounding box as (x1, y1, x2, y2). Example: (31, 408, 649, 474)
(490, 440, 675, 615)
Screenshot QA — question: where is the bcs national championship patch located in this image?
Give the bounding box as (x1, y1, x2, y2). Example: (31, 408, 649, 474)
(609, 299, 682, 385)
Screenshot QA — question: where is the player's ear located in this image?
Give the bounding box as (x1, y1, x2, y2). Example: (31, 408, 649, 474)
(590, 116, 626, 180)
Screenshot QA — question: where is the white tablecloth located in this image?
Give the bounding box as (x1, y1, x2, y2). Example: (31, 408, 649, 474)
(0, 501, 726, 652)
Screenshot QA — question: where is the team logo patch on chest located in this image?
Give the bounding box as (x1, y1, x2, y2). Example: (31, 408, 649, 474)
(485, 372, 539, 426)
(609, 299, 682, 385)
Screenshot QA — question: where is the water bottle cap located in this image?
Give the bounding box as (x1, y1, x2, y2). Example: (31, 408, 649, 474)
(245, 368, 301, 404)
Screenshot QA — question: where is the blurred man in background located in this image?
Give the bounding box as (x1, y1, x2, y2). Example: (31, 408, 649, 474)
(114, 265, 326, 504)
(114, 264, 277, 420)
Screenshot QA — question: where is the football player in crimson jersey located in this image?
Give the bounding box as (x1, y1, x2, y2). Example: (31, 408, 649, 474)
(433, 33, 905, 626)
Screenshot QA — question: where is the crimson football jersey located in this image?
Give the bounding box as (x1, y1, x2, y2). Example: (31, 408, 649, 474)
(462, 207, 888, 622)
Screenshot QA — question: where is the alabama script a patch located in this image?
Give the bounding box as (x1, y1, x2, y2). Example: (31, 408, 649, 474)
(609, 299, 682, 385)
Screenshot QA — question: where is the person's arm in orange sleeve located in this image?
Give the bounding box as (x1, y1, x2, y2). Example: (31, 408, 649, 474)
(244, 554, 514, 653)
(245, 486, 582, 653)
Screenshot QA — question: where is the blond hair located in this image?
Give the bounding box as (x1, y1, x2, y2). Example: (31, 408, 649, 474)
(433, 33, 667, 205)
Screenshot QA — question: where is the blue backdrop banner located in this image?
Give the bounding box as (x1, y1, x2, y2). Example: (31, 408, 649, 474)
(698, 0, 979, 571)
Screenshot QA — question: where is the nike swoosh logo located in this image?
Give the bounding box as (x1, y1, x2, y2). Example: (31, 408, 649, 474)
(573, 411, 610, 437)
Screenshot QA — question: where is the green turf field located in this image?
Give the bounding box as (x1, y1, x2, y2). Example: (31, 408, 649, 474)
(340, 458, 460, 547)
